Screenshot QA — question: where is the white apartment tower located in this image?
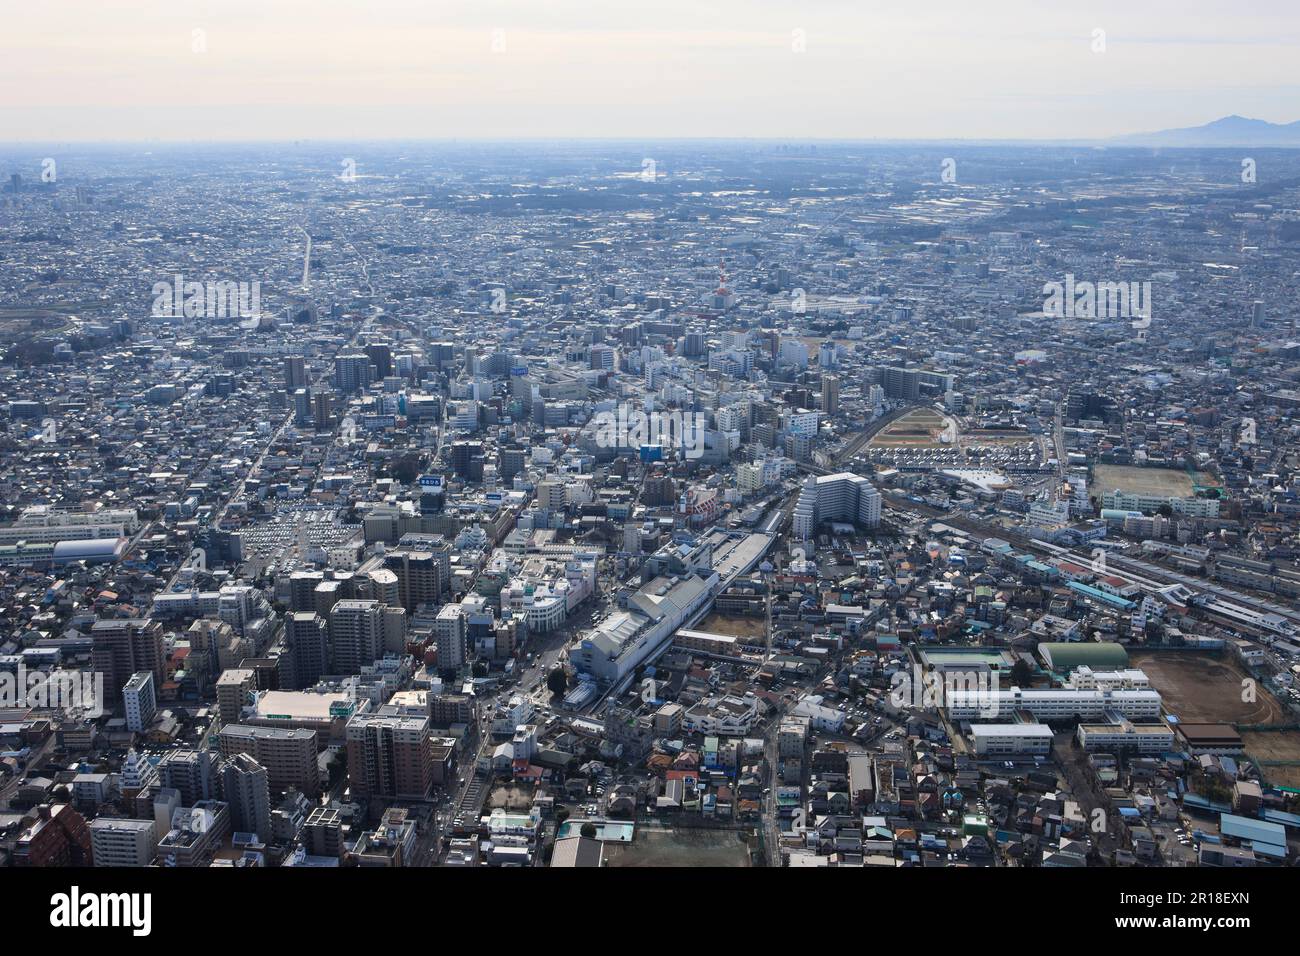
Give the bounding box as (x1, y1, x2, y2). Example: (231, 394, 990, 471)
(123, 670, 156, 733)
(793, 473, 882, 540)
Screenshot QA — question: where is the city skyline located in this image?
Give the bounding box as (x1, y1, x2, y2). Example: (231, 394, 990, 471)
(1, 0, 1296, 918)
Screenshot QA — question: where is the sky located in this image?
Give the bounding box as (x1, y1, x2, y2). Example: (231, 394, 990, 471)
(2, 0, 1299, 142)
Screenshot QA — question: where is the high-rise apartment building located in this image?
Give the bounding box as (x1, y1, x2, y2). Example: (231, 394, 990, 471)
(335, 353, 373, 393)
(156, 748, 218, 806)
(220, 753, 272, 842)
(792, 472, 882, 540)
(218, 724, 321, 797)
(283, 354, 307, 391)
(345, 706, 434, 800)
(91, 618, 165, 709)
(123, 671, 156, 733)
(285, 611, 328, 689)
(382, 547, 447, 611)
(90, 817, 157, 867)
(821, 374, 840, 417)
(303, 806, 344, 858)
(216, 668, 258, 726)
(434, 603, 467, 671)
(328, 600, 385, 674)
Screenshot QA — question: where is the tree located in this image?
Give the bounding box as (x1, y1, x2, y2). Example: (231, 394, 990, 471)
(580, 822, 598, 839)
(1011, 658, 1034, 687)
(546, 666, 568, 698)
(385, 452, 424, 486)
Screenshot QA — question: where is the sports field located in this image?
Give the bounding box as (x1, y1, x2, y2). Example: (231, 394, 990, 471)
(1093, 464, 1218, 498)
(602, 826, 754, 867)
(1130, 651, 1284, 724)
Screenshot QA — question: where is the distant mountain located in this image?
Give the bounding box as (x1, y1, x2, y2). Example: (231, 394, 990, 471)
(1113, 115, 1300, 147)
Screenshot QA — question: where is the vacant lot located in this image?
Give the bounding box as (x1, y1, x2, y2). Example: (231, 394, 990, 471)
(697, 612, 767, 640)
(487, 785, 534, 811)
(602, 826, 753, 867)
(1093, 464, 1217, 498)
(1240, 731, 1300, 788)
(1131, 651, 1284, 724)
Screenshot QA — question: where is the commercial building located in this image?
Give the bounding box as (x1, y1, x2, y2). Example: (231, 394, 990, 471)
(573, 570, 717, 687)
(246, 688, 356, 739)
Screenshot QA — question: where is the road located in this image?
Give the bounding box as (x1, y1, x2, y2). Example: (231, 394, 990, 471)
(761, 699, 793, 865)
(431, 591, 611, 861)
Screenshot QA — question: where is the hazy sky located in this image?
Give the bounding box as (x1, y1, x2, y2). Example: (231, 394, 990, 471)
(3, 0, 1298, 142)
